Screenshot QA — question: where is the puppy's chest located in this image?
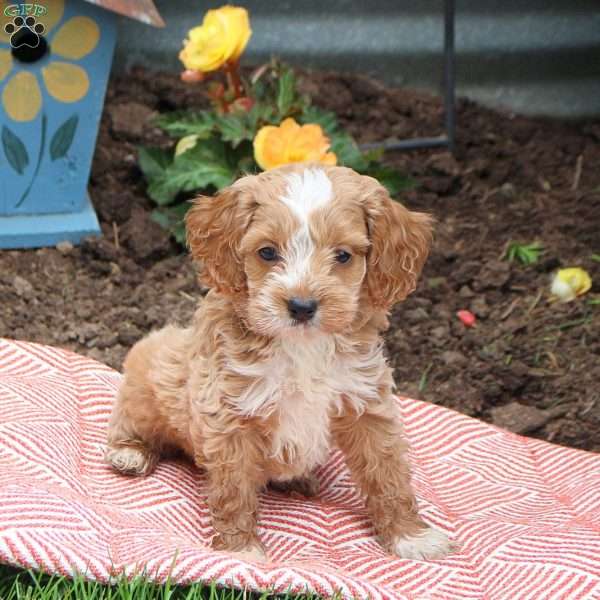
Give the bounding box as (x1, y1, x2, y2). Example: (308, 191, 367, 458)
(269, 372, 336, 475)
(230, 338, 383, 475)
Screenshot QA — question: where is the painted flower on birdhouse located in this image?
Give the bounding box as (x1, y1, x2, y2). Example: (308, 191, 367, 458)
(0, 0, 163, 248)
(0, 0, 99, 121)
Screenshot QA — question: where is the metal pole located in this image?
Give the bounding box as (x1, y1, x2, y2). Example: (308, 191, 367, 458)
(360, 0, 456, 153)
(444, 0, 456, 152)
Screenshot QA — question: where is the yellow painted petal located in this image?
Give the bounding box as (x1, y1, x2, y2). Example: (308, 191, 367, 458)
(2, 72, 41, 121)
(40, 0, 65, 33)
(51, 16, 99, 60)
(0, 50, 12, 81)
(42, 61, 89, 103)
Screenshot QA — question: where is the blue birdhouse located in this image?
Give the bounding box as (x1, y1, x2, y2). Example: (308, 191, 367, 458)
(0, 0, 164, 248)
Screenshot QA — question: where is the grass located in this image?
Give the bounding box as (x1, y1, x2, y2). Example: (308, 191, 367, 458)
(418, 362, 433, 393)
(0, 565, 331, 600)
(503, 241, 544, 265)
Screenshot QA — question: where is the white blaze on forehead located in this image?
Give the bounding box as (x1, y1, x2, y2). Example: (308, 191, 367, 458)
(280, 168, 332, 223)
(275, 169, 332, 290)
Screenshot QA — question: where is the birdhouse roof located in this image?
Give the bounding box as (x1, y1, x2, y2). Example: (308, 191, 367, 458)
(83, 0, 165, 27)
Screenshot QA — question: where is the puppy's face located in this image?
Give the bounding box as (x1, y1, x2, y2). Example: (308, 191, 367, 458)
(186, 164, 433, 337)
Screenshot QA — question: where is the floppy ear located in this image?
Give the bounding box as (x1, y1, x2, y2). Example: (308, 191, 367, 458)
(362, 178, 434, 309)
(185, 184, 256, 295)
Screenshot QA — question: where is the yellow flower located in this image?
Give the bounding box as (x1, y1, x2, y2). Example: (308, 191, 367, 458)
(253, 118, 337, 170)
(0, 0, 99, 122)
(179, 5, 251, 73)
(551, 267, 592, 302)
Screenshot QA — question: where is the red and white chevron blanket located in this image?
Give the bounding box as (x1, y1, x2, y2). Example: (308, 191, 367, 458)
(0, 338, 598, 600)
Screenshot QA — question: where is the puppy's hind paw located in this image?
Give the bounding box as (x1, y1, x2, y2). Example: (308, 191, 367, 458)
(392, 526, 452, 561)
(105, 445, 157, 476)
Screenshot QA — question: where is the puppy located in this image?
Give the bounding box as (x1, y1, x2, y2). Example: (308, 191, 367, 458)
(106, 163, 451, 561)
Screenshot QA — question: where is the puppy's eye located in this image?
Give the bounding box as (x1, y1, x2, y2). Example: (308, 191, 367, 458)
(258, 246, 278, 262)
(335, 250, 352, 264)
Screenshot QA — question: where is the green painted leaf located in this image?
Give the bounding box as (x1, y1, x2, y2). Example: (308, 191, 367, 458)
(2, 126, 29, 175)
(138, 146, 172, 180)
(50, 115, 78, 161)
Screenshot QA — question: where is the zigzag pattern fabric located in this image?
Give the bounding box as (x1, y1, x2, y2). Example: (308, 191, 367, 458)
(0, 338, 599, 599)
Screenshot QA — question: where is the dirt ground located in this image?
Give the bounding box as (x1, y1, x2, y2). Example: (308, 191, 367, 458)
(1, 67, 598, 451)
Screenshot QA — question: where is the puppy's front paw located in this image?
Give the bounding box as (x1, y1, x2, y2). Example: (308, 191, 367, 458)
(213, 534, 268, 562)
(233, 542, 268, 563)
(392, 526, 452, 560)
(105, 445, 156, 476)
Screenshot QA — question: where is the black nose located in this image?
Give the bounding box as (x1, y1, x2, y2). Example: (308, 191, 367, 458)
(287, 297, 318, 322)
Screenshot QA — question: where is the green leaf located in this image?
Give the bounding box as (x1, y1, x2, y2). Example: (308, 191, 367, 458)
(147, 177, 181, 206)
(277, 68, 296, 117)
(329, 131, 369, 171)
(150, 208, 171, 229)
(504, 242, 544, 265)
(299, 106, 338, 135)
(365, 165, 416, 197)
(49, 115, 78, 161)
(247, 101, 277, 130)
(591, 254, 600, 263)
(138, 146, 172, 180)
(151, 204, 189, 244)
(155, 111, 215, 138)
(147, 138, 236, 205)
(215, 113, 252, 148)
(2, 126, 29, 175)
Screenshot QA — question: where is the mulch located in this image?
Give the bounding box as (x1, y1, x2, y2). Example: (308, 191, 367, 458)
(1, 66, 598, 451)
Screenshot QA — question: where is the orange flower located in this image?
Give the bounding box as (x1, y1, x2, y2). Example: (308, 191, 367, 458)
(253, 118, 337, 170)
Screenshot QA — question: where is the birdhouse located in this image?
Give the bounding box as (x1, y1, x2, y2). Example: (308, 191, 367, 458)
(0, 0, 164, 248)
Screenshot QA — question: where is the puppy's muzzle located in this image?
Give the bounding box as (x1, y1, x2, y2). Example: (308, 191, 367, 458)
(287, 297, 318, 323)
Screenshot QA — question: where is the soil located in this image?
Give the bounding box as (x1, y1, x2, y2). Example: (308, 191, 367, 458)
(1, 66, 599, 452)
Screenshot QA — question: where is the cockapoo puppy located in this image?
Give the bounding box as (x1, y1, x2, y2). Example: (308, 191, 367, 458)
(106, 163, 451, 561)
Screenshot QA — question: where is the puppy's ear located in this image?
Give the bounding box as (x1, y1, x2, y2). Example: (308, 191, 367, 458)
(186, 183, 256, 295)
(362, 177, 434, 309)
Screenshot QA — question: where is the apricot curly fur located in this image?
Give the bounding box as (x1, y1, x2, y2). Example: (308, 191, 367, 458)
(106, 163, 450, 560)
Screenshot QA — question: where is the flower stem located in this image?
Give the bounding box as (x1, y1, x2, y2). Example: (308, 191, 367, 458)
(16, 113, 47, 208)
(224, 60, 243, 99)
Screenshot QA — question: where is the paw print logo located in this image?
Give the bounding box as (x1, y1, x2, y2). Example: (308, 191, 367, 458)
(0, 0, 100, 123)
(4, 16, 47, 63)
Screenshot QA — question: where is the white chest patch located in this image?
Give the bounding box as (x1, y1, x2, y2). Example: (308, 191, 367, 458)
(226, 334, 387, 475)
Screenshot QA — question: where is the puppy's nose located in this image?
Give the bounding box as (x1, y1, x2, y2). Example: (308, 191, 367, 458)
(287, 297, 318, 322)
